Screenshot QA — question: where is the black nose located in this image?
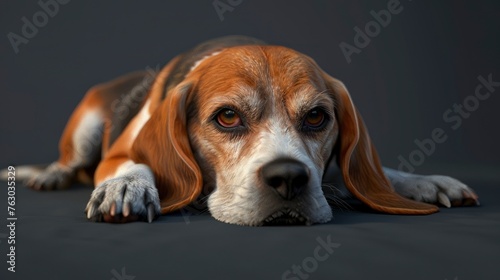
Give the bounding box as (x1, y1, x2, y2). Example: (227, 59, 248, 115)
(260, 158, 309, 200)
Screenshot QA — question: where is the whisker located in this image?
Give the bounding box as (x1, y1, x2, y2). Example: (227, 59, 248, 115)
(325, 195, 352, 212)
(321, 183, 353, 211)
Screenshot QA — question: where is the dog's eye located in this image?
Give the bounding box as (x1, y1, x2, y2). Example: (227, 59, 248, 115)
(303, 108, 326, 129)
(216, 109, 242, 128)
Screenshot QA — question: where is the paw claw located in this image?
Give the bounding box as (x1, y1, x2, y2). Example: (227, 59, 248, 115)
(86, 204, 95, 219)
(437, 192, 451, 208)
(123, 203, 131, 217)
(147, 204, 155, 223)
(110, 202, 117, 216)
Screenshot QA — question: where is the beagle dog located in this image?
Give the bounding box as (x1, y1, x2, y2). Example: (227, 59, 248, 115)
(2, 36, 479, 226)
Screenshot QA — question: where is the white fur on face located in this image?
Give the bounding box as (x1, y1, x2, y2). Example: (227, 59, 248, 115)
(193, 93, 336, 226)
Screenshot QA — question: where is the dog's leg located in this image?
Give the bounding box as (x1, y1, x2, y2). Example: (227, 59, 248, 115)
(84, 88, 163, 223)
(2, 86, 116, 189)
(322, 162, 479, 207)
(0, 72, 154, 190)
(383, 167, 480, 207)
(85, 58, 189, 223)
(20, 89, 106, 190)
(84, 117, 162, 222)
(0, 98, 104, 190)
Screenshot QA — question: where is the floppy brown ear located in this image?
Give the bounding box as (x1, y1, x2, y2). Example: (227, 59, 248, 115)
(324, 74, 438, 214)
(131, 82, 203, 214)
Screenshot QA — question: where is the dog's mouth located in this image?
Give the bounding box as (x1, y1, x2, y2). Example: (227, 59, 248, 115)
(262, 208, 310, 226)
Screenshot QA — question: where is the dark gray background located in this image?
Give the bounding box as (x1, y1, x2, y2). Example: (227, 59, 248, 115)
(1, 0, 499, 181)
(0, 1, 499, 280)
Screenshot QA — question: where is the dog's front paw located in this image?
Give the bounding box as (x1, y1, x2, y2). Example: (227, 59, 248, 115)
(85, 175, 161, 223)
(391, 174, 479, 208)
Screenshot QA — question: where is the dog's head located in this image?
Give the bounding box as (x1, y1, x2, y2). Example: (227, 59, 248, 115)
(132, 46, 437, 226)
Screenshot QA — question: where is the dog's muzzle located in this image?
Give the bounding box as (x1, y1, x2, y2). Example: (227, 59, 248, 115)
(260, 158, 311, 226)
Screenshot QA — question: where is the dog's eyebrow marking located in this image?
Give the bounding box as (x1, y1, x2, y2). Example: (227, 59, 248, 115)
(190, 51, 222, 73)
(286, 86, 335, 119)
(201, 85, 265, 122)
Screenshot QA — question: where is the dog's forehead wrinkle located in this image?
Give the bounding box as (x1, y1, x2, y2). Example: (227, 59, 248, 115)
(264, 47, 323, 88)
(197, 46, 270, 82)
